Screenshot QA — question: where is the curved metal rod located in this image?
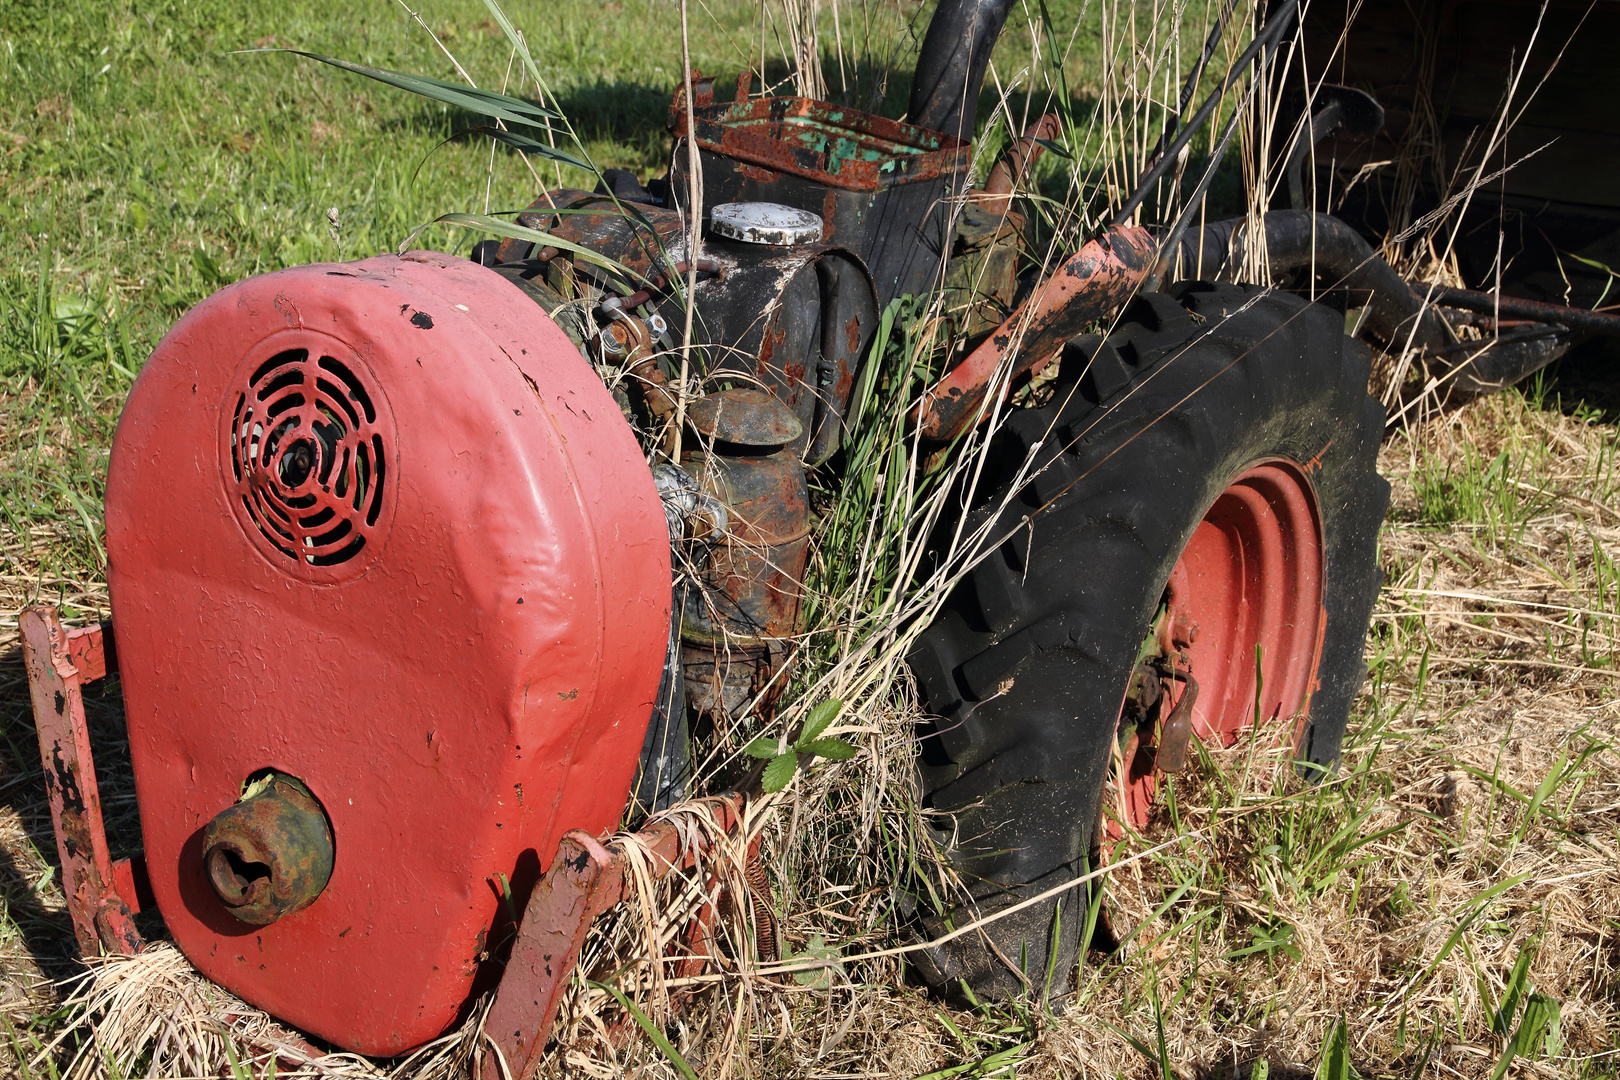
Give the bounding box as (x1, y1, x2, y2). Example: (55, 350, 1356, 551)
(1110, 0, 1299, 228)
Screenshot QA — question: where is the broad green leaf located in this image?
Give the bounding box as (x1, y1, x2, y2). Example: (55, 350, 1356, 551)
(788, 933, 842, 988)
(743, 736, 782, 760)
(254, 50, 558, 128)
(797, 698, 843, 746)
(761, 753, 797, 793)
(802, 737, 858, 761)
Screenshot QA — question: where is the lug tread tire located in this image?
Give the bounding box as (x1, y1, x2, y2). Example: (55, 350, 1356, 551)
(908, 282, 1387, 998)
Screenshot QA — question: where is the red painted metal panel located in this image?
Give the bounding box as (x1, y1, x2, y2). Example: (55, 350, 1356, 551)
(103, 252, 670, 1055)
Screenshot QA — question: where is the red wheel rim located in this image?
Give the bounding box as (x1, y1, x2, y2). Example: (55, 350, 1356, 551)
(1114, 459, 1326, 835)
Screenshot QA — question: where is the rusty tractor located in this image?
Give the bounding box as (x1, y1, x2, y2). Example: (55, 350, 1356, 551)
(23, 0, 1619, 1071)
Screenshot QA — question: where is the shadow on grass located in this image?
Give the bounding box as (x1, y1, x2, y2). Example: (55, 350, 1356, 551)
(1540, 337, 1620, 423)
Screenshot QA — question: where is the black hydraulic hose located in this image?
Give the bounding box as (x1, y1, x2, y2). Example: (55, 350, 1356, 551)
(1148, 0, 1240, 167)
(1167, 210, 1449, 349)
(1110, 0, 1297, 227)
(907, 0, 1017, 143)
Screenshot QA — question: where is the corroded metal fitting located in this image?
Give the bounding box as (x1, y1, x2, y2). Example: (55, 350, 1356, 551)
(203, 772, 334, 925)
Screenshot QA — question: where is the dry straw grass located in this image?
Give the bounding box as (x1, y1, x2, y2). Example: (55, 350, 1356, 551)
(3, 0, 1618, 1077)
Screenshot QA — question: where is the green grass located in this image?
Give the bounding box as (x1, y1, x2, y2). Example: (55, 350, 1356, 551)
(0, 0, 1066, 582)
(0, 0, 803, 581)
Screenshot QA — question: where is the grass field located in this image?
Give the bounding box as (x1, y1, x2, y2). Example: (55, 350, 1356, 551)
(2, 1, 1618, 1077)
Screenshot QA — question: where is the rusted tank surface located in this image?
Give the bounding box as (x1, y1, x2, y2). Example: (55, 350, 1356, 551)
(669, 77, 972, 308)
(103, 252, 671, 1055)
(679, 389, 811, 722)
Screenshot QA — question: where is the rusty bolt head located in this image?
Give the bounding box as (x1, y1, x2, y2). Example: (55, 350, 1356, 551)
(203, 773, 334, 926)
(1170, 615, 1200, 649)
(598, 321, 632, 359)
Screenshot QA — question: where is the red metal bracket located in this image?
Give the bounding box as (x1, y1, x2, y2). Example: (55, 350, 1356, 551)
(914, 224, 1158, 442)
(20, 606, 147, 956)
(481, 797, 746, 1080)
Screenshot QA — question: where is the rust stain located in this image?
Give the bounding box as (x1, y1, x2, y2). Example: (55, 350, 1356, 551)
(915, 224, 1157, 441)
(1302, 439, 1334, 474)
(669, 94, 968, 193)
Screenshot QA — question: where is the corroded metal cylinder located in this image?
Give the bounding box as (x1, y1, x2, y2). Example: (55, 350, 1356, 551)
(680, 389, 811, 722)
(203, 772, 334, 926)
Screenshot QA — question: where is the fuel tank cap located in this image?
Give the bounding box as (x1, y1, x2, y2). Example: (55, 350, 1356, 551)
(709, 202, 824, 246)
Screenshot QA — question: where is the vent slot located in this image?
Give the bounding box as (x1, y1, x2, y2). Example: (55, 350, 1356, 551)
(224, 348, 393, 579)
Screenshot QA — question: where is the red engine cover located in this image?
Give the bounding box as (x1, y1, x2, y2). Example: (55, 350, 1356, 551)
(104, 252, 670, 1054)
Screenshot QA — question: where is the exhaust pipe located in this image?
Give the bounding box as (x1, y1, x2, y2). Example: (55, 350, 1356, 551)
(908, 0, 1016, 141)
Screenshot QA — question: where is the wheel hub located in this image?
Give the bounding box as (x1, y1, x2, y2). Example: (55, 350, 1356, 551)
(1114, 459, 1326, 834)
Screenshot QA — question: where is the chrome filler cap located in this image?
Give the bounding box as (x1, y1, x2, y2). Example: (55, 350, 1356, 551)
(709, 202, 824, 246)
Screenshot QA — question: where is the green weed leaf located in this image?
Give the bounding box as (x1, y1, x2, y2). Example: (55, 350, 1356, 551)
(192, 247, 223, 288)
(1492, 944, 1535, 1036)
(761, 753, 797, 793)
(802, 737, 858, 761)
(1316, 1018, 1351, 1080)
(788, 933, 843, 988)
(430, 213, 650, 283)
(1415, 872, 1533, 986)
(798, 698, 843, 745)
(463, 125, 590, 169)
(743, 736, 782, 759)
(587, 980, 698, 1080)
(1493, 992, 1562, 1080)
(256, 50, 558, 127)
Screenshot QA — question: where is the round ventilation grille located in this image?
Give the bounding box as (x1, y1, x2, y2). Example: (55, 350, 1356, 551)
(223, 347, 395, 581)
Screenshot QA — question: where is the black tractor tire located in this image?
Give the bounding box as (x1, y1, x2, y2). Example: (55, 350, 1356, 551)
(906, 281, 1388, 1000)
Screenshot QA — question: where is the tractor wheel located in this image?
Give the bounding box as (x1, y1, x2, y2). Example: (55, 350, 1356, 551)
(906, 281, 1387, 1000)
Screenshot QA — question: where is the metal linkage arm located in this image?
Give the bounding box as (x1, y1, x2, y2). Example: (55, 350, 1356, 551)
(481, 796, 747, 1080)
(20, 606, 147, 957)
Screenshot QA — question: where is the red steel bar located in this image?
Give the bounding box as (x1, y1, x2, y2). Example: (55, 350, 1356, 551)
(915, 225, 1158, 442)
(481, 796, 744, 1080)
(20, 607, 143, 956)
